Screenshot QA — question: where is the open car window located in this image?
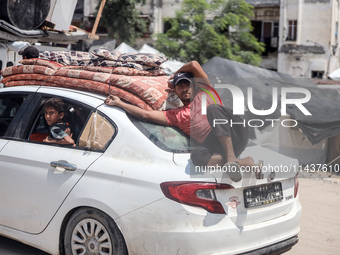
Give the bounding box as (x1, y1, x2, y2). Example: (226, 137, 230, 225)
(28, 97, 115, 151)
(0, 95, 27, 137)
(29, 97, 91, 146)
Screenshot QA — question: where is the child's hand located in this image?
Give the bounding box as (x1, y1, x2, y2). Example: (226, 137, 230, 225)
(65, 127, 73, 137)
(43, 136, 54, 143)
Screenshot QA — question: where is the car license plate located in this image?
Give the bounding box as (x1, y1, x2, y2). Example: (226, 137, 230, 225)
(243, 182, 283, 208)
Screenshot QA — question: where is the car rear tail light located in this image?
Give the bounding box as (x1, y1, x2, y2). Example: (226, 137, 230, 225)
(294, 172, 299, 198)
(160, 182, 234, 214)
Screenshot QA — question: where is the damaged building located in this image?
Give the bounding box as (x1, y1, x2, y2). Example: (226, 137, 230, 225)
(75, 0, 340, 79)
(138, 0, 340, 79)
(246, 0, 340, 78)
(244, 0, 280, 71)
(278, 0, 340, 78)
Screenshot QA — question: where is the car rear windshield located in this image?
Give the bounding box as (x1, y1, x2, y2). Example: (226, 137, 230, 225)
(128, 116, 195, 153)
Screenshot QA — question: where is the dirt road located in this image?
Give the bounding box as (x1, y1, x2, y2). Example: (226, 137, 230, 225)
(0, 173, 339, 255)
(285, 173, 340, 255)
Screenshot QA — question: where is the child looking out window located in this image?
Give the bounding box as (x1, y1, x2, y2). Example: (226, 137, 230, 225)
(43, 98, 75, 146)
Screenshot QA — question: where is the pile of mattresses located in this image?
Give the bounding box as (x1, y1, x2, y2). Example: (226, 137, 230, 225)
(0, 47, 181, 110)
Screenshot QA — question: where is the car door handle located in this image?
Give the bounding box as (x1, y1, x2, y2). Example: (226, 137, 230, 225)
(50, 161, 77, 171)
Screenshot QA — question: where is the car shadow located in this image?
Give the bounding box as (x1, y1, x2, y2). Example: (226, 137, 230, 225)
(0, 235, 50, 255)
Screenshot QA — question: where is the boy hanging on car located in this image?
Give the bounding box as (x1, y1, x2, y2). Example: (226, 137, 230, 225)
(43, 98, 75, 146)
(105, 61, 260, 182)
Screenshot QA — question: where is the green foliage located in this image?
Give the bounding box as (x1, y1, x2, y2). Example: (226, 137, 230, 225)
(98, 0, 147, 45)
(155, 0, 264, 65)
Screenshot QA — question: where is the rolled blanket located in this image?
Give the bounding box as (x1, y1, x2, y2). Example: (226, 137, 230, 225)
(92, 47, 168, 66)
(19, 58, 64, 70)
(39, 48, 168, 70)
(3, 76, 153, 111)
(1, 65, 55, 77)
(2, 72, 169, 110)
(0, 50, 175, 111)
(60, 65, 166, 76)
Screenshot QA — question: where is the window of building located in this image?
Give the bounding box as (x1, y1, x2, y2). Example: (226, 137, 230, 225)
(273, 22, 279, 37)
(311, 71, 324, 79)
(163, 18, 190, 34)
(251, 21, 262, 42)
(251, 20, 279, 56)
(163, 20, 172, 33)
(138, 15, 152, 37)
(180, 20, 189, 31)
(287, 20, 297, 41)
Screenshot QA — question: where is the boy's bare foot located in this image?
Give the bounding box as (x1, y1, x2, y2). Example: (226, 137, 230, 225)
(234, 156, 255, 167)
(224, 157, 263, 181)
(224, 161, 242, 182)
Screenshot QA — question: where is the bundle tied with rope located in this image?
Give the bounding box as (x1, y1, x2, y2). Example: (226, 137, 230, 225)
(0, 48, 182, 111)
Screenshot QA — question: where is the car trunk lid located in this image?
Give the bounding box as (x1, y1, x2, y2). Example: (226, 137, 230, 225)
(173, 145, 299, 226)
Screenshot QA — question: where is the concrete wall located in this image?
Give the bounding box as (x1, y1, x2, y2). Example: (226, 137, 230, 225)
(83, 0, 184, 34)
(84, 0, 98, 17)
(278, 0, 340, 78)
(137, 0, 184, 34)
(245, 0, 280, 7)
(252, 6, 280, 21)
(329, 0, 340, 74)
(83, 0, 340, 78)
(138, 0, 184, 18)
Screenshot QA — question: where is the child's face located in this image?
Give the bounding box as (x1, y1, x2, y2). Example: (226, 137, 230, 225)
(44, 106, 64, 126)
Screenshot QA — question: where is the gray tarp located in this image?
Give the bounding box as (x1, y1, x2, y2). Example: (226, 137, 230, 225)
(202, 57, 340, 144)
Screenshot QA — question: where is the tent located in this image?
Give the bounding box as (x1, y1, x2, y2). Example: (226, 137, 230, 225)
(328, 67, 340, 80)
(202, 57, 340, 144)
(115, 42, 138, 53)
(138, 44, 161, 54)
(202, 57, 340, 164)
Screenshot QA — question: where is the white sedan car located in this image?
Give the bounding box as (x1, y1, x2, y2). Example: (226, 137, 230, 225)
(0, 85, 301, 255)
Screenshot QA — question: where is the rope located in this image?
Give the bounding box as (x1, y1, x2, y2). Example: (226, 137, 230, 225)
(108, 62, 118, 96)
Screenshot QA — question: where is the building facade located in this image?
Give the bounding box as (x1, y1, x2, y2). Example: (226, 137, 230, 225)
(278, 0, 340, 78)
(245, 0, 280, 70)
(77, 0, 340, 78)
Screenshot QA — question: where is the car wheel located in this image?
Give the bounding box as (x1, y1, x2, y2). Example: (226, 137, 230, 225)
(64, 207, 127, 255)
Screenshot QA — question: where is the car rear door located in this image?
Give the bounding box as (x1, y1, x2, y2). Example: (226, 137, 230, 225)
(0, 91, 36, 151)
(0, 89, 112, 234)
(0, 140, 103, 234)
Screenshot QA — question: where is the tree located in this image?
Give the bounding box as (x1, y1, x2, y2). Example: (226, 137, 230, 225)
(98, 0, 147, 45)
(155, 0, 265, 65)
